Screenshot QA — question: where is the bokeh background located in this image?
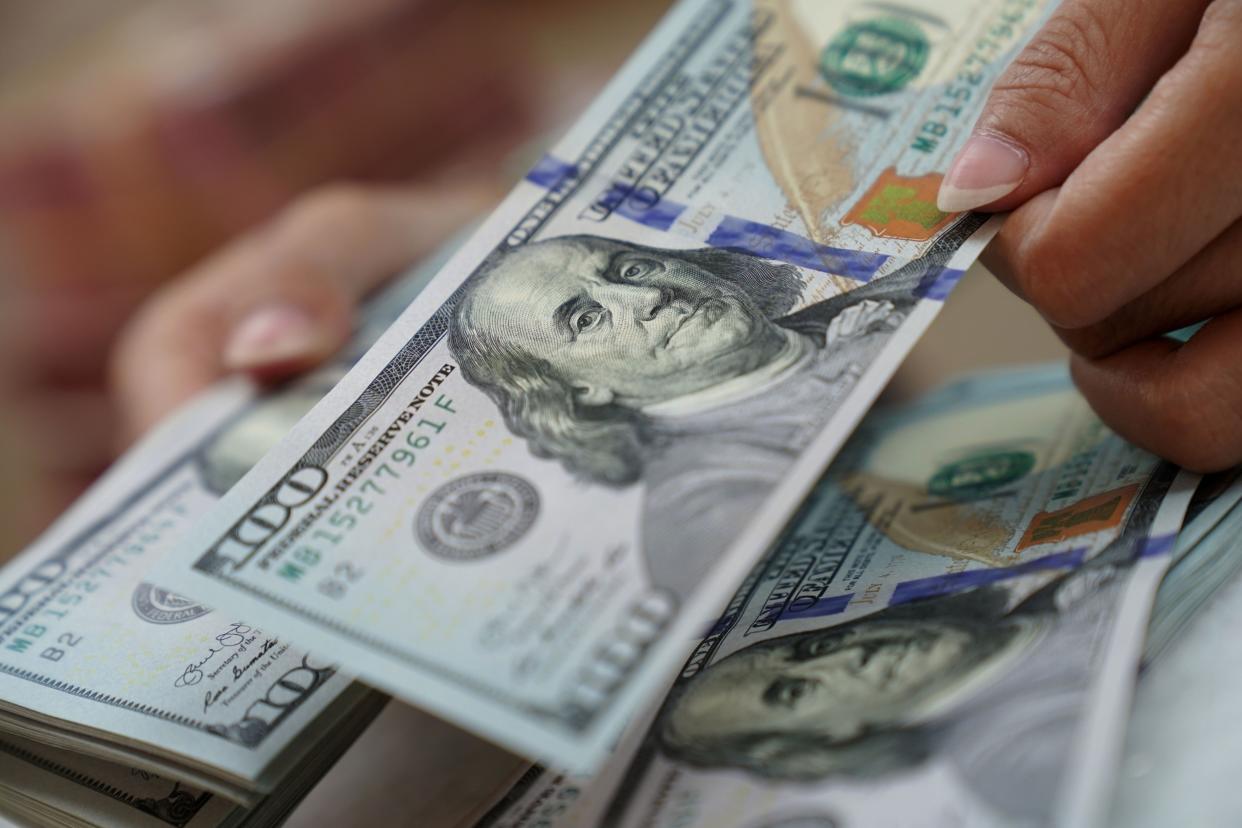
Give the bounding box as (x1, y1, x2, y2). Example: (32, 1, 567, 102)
(0, 0, 1064, 558)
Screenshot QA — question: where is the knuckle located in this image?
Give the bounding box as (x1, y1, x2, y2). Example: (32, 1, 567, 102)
(1154, 369, 1242, 471)
(1011, 234, 1096, 327)
(108, 291, 177, 384)
(1054, 322, 1120, 360)
(989, 4, 1110, 122)
(1055, 298, 1162, 360)
(1188, 0, 1242, 86)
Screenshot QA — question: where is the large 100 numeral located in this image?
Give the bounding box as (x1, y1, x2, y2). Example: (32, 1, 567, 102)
(209, 467, 329, 566)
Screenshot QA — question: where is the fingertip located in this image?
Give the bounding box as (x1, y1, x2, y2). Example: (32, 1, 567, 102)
(936, 132, 1029, 213)
(222, 304, 344, 378)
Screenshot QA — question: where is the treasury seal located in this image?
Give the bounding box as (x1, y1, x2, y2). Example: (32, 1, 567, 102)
(132, 582, 212, 624)
(416, 472, 539, 561)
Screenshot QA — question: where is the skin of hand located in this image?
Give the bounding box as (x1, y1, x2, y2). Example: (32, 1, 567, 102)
(0, 0, 536, 550)
(110, 182, 500, 445)
(937, 0, 1242, 472)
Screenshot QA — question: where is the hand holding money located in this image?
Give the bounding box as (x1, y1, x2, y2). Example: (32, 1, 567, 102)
(7, 0, 1242, 824)
(937, 0, 1242, 471)
(111, 184, 500, 442)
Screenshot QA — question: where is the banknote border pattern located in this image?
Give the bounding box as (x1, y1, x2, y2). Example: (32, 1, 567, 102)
(0, 736, 214, 827)
(0, 423, 336, 750)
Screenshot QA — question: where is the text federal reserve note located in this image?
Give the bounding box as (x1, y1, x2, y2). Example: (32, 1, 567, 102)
(160, 0, 1057, 767)
(473, 367, 1197, 828)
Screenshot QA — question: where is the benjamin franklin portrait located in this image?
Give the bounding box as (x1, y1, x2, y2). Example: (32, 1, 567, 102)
(446, 232, 957, 597)
(655, 587, 1034, 780)
(642, 577, 1111, 823)
(636, 469, 1174, 824)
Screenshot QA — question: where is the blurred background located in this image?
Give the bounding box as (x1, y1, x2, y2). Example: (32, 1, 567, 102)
(0, 0, 1064, 557)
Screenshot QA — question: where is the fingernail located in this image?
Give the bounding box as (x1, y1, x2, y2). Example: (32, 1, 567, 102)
(223, 305, 330, 371)
(937, 133, 1029, 213)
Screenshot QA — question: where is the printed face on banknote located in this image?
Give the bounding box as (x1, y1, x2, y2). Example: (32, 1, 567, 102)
(666, 621, 978, 736)
(657, 607, 1025, 779)
(452, 236, 797, 408)
(448, 233, 908, 497)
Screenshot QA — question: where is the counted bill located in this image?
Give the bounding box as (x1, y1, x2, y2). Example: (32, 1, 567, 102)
(473, 367, 1198, 828)
(160, 0, 1056, 767)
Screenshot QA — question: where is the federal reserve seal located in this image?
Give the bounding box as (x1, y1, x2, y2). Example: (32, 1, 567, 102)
(821, 17, 929, 97)
(132, 582, 212, 624)
(929, 449, 1036, 500)
(416, 472, 539, 561)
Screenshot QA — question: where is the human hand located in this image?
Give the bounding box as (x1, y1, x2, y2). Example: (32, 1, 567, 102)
(936, 0, 1242, 471)
(111, 182, 497, 446)
(0, 0, 532, 549)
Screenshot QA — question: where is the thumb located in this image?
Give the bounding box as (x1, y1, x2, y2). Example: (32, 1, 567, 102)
(936, 0, 1208, 214)
(112, 182, 497, 442)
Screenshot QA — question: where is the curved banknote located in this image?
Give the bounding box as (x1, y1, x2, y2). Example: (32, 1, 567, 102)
(1115, 473, 1242, 827)
(1141, 469, 1242, 664)
(158, 0, 1056, 767)
(0, 240, 449, 800)
(473, 367, 1197, 828)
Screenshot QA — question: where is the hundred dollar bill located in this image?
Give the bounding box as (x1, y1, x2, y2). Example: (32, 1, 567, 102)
(472, 366, 1197, 828)
(1140, 469, 1242, 664)
(158, 0, 1055, 767)
(0, 731, 240, 828)
(0, 235, 453, 799)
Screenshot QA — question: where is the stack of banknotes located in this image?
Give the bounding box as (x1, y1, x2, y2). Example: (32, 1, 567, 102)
(0, 259, 441, 825)
(1142, 470, 1242, 665)
(3, 0, 1241, 826)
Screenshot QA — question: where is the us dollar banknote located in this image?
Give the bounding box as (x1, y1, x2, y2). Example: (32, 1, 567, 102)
(157, 0, 1058, 767)
(1114, 472, 1242, 828)
(1140, 469, 1242, 664)
(0, 235, 452, 800)
(0, 731, 243, 828)
(471, 366, 1197, 828)
(0, 695, 382, 828)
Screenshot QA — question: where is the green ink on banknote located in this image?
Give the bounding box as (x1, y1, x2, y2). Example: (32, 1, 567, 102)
(858, 184, 947, 230)
(821, 17, 929, 97)
(928, 450, 1036, 499)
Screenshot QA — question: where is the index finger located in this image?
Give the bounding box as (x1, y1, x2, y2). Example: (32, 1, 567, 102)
(987, 2, 1242, 330)
(111, 183, 496, 441)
